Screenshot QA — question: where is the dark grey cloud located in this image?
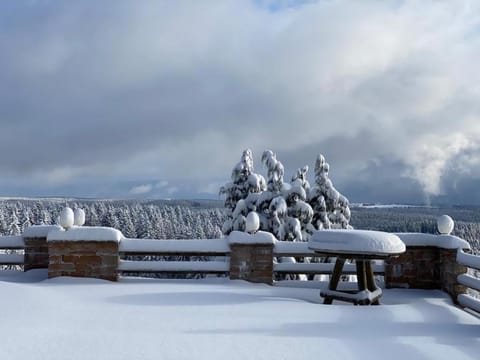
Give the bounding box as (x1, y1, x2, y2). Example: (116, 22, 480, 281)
(1, 0, 480, 203)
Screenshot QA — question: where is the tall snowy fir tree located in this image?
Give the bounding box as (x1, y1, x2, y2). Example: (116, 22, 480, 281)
(220, 149, 266, 235)
(308, 154, 351, 229)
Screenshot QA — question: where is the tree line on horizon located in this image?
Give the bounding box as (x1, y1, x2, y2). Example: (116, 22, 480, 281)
(0, 199, 478, 253)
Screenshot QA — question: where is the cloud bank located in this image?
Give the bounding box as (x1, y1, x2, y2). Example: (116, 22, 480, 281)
(1, 0, 480, 203)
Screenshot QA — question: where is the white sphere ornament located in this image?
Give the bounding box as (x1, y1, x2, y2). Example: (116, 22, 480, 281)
(245, 211, 260, 234)
(59, 207, 74, 230)
(437, 215, 454, 235)
(73, 208, 85, 226)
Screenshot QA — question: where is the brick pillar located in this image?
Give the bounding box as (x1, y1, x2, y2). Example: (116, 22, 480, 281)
(385, 245, 468, 304)
(439, 248, 468, 303)
(47, 227, 123, 282)
(230, 243, 274, 284)
(23, 225, 62, 271)
(48, 241, 119, 281)
(228, 230, 276, 285)
(385, 247, 440, 290)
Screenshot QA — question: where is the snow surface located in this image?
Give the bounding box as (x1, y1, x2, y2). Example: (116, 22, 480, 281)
(0, 270, 479, 360)
(309, 229, 406, 255)
(47, 226, 124, 242)
(23, 225, 63, 238)
(395, 233, 471, 250)
(228, 230, 276, 245)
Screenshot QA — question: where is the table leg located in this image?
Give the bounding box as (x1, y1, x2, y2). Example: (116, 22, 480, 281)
(365, 260, 381, 305)
(323, 257, 345, 304)
(356, 260, 367, 291)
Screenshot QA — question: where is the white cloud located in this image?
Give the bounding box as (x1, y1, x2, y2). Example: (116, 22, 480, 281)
(129, 184, 153, 195)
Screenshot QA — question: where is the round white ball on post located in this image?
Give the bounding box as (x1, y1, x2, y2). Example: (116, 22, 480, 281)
(437, 215, 454, 235)
(59, 207, 74, 230)
(73, 208, 86, 226)
(245, 211, 260, 234)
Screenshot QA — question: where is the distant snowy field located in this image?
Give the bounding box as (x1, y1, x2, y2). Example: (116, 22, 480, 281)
(1, 271, 479, 360)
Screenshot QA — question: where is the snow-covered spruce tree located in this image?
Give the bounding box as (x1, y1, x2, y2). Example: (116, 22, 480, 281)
(220, 149, 266, 235)
(285, 183, 315, 241)
(308, 154, 351, 229)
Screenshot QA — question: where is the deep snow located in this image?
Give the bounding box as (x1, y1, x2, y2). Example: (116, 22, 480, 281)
(0, 270, 479, 360)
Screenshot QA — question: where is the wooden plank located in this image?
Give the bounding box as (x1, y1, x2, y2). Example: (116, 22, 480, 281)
(119, 260, 230, 273)
(0, 254, 24, 265)
(120, 252, 229, 257)
(458, 294, 480, 314)
(457, 274, 480, 292)
(457, 250, 480, 271)
(0, 236, 25, 250)
(119, 238, 230, 254)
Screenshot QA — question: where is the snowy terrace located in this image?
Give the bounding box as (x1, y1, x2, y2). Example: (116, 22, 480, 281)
(0, 270, 479, 360)
(1, 224, 480, 359)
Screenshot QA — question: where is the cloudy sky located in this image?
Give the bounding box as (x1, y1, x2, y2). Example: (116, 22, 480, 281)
(1, 0, 480, 204)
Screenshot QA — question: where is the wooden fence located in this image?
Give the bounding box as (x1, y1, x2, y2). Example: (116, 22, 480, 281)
(456, 250, 480, 314)
(119, 238, 230, 275)
(0, 236, 24, 266)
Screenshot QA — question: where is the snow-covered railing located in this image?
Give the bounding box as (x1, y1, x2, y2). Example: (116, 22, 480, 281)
(119, 238, 230, 275)
(0, 235, 25, 266)
(273, 241, 385, 276)
(456, 249, 480, 314)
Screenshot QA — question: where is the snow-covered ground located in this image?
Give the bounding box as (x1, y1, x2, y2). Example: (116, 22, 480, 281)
(1, 271, 479, 360)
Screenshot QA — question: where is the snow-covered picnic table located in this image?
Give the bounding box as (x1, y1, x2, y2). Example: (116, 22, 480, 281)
(308, 229, 406, 305)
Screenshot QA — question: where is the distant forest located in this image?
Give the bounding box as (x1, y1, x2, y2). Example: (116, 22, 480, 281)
(0, 199, 479, 253)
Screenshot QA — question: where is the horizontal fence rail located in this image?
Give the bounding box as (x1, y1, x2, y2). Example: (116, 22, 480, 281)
(0, 236, 25, 249)
(456, 249, 480, 314)
(119, 238, 230, 275)
(0, 236, 25, 266)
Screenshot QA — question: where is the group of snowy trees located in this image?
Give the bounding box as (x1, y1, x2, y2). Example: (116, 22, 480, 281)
(0, 200, 224, 240)
(220, 149, 351, 242)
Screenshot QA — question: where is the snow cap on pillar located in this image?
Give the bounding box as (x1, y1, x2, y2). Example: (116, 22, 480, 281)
(437, 215, 454, 235)
(59, 207, 74, 230)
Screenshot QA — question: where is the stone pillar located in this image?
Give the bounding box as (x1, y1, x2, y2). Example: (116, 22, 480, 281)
(230, 243, 274, 284)
(228, 231, 275, 285)
(385, 247, 440, 290)
(439, 248, 468, 303)
(47, 227, 123, 282)
(23, 225, 62, 271)
(385, 233, 471, 304)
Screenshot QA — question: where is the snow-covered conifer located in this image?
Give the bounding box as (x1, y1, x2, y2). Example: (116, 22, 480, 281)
(291, 165, 310, 194)
(261, 150, 285, 194)
(220, 149, 266, 235)
(308, 154, 351, 229)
